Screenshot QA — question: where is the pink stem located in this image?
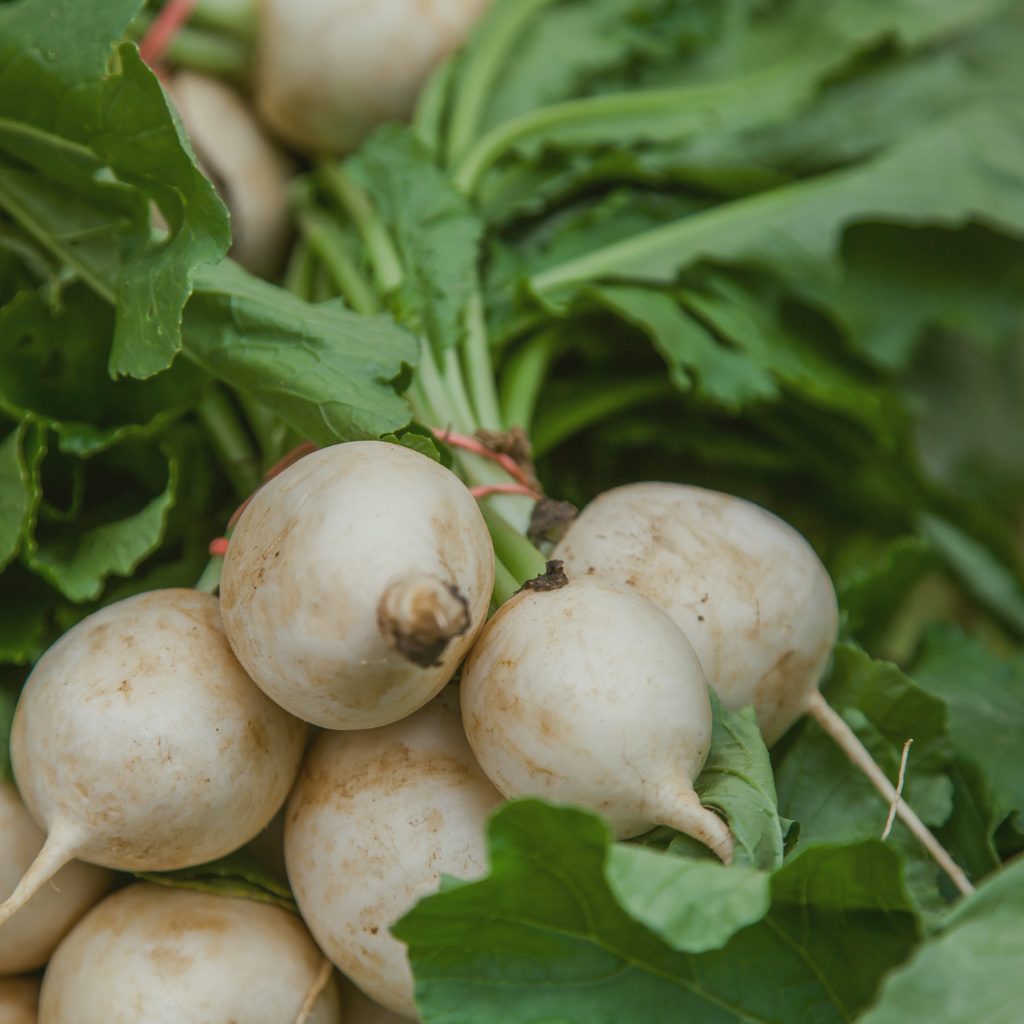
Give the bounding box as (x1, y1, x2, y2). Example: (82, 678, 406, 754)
(431, 428, 535, 489)
(139, 0, 200, 69)
(208, 537, 230, 557)
(470, 483, 541, 500)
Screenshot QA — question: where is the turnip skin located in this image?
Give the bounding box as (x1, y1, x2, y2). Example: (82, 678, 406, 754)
(0, 977, 40, 1024)
(255, 0, 492, 153)
(0, 590, 306, 930)
(461, 575, 734, 862)
(285, 686, 502, 1019)
(0, 784, 111, 975)
(165, 72, 294, 279)
(38, 884, 340, 1024)
(552, 483, 838, 745)
(220, 442, 494, 730)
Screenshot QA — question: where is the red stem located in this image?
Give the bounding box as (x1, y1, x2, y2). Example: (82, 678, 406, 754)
(139, 0, 200, 70)
(470, 483, 541, 500)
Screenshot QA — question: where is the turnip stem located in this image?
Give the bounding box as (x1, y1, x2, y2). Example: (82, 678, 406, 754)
(478, 501, 546, 585)
(414, 341, 461, 431)
(499, 328, 560, 430)
(492, 554, 520, 606)
(444, 0, 554, 168)
(441, 349, 480, 435)
(805, 691, 974, 895)
(197, 386, 261, 499)
(283, 238, 315, 300)
(195, 554, 223, 594)
(463, 292, 503, 430)
(0, 828, 76, 930)
(319, 164, 403, 294)
(298, 210, 380, 316)
(413, 55, 455, 155)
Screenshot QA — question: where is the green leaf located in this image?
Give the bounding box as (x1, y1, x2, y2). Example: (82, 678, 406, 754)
(917, 513, 1024, 634)
(346, 125, 483, 359)
(605, 844, 770, 953)
(393, 799, 918, 1024)
(0, 676, 17, 784)
(0, 0, 231, 377)
(697, 692, 785, 872)
(592, 285, 778, 408)
(0, 414, 45, 569)
(135, 848, 299, 915)
(181, 260, 418, 447)
(858, 855, 1024, 1024)
(0, 563, 56, 665)
(529, 106, 1024, 300)
(913, 627, 1024, 834)
(25, 446, 178, 602)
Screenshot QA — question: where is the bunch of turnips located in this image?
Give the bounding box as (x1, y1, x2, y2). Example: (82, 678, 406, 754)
(0, 438, 970, 1021)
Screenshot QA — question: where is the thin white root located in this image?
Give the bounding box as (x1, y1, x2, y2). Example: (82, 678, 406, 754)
(657, 789, 735, 865)
(805, 691, 974, 895)
(882, 739, 913, 841)
(0, 828, 77, 929)
(293, 956, 334, 1024)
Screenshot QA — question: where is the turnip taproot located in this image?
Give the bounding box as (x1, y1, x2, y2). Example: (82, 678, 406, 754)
(461, 572, 734, 863)
(0, 784, 111, 975)
(553, 483, 973, 893)
(0, 977, 39, 1024)
(38, 884, 340, 1023)
(285, 685, 502, 1019)
(0, 589, 307, 930)
(166, 72, 294, 279)
(255, 0, 492, 153)
(220, 442, 494, 730)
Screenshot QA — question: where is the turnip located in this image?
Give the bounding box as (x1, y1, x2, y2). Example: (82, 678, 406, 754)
(284, 685, 503, 1019)
(552, 483, 973, 893)
(0, 589, 307, 930)
(220, 441, 494, 730)
(38, 883, 340, 1023)
(0, 977, 39, 1024)
(166, 72, 294, 278)
(0, 784, 111, 975)
(254, 0, 492, 153)
(461, 572, 735, 863)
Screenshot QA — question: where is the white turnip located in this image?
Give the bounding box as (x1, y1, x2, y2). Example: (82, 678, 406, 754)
(0, 783, 111, 975)
(0, 589, 307, 930)
(166, 72, 295, 279)
(552, 483, 973, 894)
(0, 977, 39, 1024)
(284, 685, 503, 1019)
(38, 884, 340, 1023)
(552, 483, 838, 745)
(220, 441, 494, 730)
(254, 0, 492, 153)
(461, 572, 734, 863)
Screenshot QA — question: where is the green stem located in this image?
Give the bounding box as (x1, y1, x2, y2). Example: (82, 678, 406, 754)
(283, 237, 315, 300)
(413, 54, 455, 155)
(440, 348, 479, 434)
(195, 555, 223, 594)
(444, 0, 554, 168)
(318, 163, 403, 294)
(196, 386, 262, 499)
(462, 291, 503, 430)
(499, 327, 560, 430)
(298, 210, 380, 315)
(416, 340, 461, 431)
(491, 554, 520, 607)
(479, 501, 546, 585)
(126, 15, 249, 77)
(193, 0, 258, 39)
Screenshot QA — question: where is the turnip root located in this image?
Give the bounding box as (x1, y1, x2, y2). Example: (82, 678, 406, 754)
(38, 884, 340, 1023)
(220, 442, 494, 730)
(0, 977, 40, 1024)
(254, 0, 492, 153)
(285, 686, 502, 1019)
(0, 784, 111, 975)
(461, 573, 735, 862)
(165, 72, 295, 279)
(553, 483, 973, 894)
(0, 589, 307, 930)
(553, 483, 838, 745)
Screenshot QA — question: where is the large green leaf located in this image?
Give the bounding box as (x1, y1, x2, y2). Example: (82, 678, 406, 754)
(182, 260, 418, 446)
(858, 855, 1024, 1024)
(0, 414, 45, 569)
(0, 0, 231, 378)
(394, 799, 918, 1024)
(913, 627, 1024, 834)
